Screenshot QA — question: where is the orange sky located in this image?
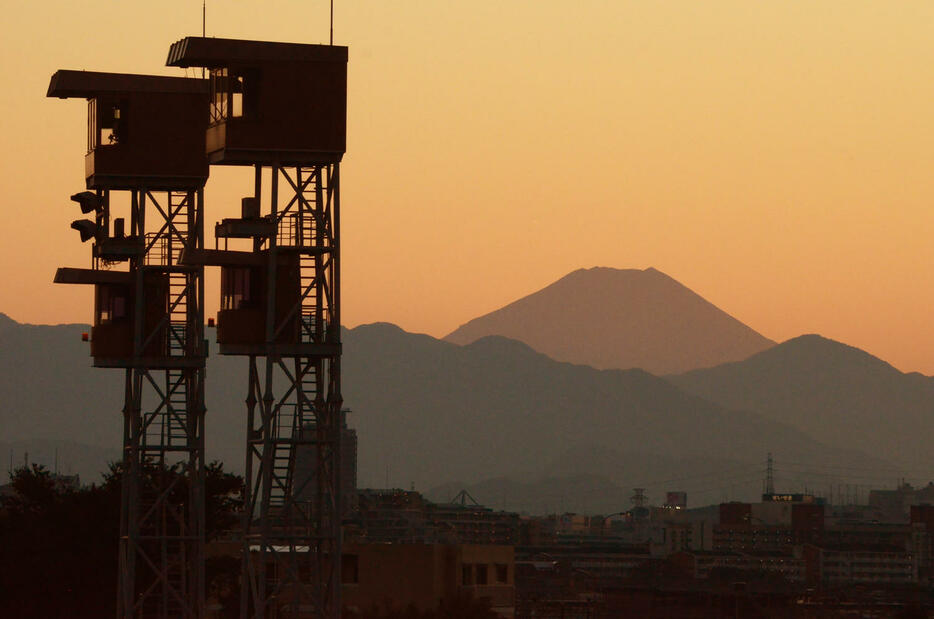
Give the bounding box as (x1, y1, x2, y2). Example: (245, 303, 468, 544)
(2, 1, 933, 373)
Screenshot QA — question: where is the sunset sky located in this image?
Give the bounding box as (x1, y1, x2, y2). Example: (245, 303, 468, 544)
(2, 1, 933, 373)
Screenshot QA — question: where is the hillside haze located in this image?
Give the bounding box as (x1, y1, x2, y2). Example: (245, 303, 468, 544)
(669, 334, 934, 471)
(340, 323, 884, 509)
(0, 314, 887, 512)
(444, 267, 775, 374)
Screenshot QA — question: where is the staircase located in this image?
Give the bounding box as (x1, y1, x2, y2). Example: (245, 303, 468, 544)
(296, 167, 321, 344)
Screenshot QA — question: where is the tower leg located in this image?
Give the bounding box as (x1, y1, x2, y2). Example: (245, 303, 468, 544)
(114, 188, 206, 618)
(240, 164, 342, 618)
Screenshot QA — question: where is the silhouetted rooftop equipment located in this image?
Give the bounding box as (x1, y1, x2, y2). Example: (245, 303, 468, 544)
(166, 37, 347, 165)
(47, 70, 209, 190)
(70, 191, 104, 214)
(70, 219, 98, 243)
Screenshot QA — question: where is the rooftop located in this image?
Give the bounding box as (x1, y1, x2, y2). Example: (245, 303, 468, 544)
(166, 37, 347, 68)
(47, 70, 207, 99)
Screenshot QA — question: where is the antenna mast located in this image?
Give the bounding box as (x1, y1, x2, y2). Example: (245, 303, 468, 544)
(201, 1, 206, 78)
(765, 452, 775, 495)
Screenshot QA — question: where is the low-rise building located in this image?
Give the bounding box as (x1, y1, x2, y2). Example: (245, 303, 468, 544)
(803, 544, 913, 586)
(671, 550, 804, 581)
(342, 543, 514, 617)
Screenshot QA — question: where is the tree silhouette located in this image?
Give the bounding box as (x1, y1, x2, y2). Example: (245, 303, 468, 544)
(0, 460, 242, 618)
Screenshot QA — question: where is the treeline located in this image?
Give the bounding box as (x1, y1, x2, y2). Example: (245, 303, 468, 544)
(1, 465, 498, 619)
(0, 461, 241, 618)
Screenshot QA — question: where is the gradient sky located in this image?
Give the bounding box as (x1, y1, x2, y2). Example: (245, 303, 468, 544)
(2, 1, 933, 373)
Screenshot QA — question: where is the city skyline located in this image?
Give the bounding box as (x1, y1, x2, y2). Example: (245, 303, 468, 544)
(2, 1, 933, 373)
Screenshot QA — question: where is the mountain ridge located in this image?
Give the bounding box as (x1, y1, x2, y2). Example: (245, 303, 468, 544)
(668, 334, 934, 469)
(444, 266, 775, 374)
(0, 313, 919, 512)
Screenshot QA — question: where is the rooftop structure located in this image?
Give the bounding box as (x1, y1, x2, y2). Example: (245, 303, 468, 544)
(48, 70, 208, 189)
(166, 37, 346, 165)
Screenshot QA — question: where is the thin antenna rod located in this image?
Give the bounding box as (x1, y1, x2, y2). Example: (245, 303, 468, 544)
(330, 0, 334, 45)
(202, 1, 206, 79)
(765, 452, 775, 495)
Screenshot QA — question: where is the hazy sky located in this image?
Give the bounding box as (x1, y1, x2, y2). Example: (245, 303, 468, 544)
(2, 1, 933, 373)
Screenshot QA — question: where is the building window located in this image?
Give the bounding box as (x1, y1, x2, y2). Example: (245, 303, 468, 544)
(461, 564, 472, 586)
(476, 564, 488, 585)
(341, 554, 358, 584)
(100, 101, 127, 146)
(88, 99, 127, 149)
(87, 99, 97, 152)
(231, 75, 244, 118)
(211, 68, 258, 123)
(210, 68, 229, 124)
(221, 267, 256, 310)
(98, 286, 129, 325)
(494, 563, 508, 584)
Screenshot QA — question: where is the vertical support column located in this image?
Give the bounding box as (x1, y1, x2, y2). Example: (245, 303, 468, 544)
(188, 188, 207, 616)
(329, 162, 342, 615)
(240, 163, 342, 618)
(116, 187, 206, 619)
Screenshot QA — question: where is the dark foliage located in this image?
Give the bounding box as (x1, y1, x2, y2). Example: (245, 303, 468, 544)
(0, 461, 242, 618)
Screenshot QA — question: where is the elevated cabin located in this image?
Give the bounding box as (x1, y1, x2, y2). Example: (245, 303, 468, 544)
(165, 37, 347, 165)
(218, 253, 299, 350)
(179, 247, 338, 356)
(54, 268, 169, 366)
(47, 70, 209, 190)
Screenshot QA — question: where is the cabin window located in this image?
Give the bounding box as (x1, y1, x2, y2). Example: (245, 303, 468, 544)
(232, 75, 244, 118)
(210, 68, 229, 124)
(221, 267, 256, 310)
(233, 70, 260, 119)
(211, 68, 258, 123)
(95, 99, 127, 147)
(87, 99, 97, 151)
(98, 286, 129, 324)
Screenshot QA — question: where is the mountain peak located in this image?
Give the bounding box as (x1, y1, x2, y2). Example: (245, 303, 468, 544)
(563, 265, 666, 280)
(669, 332, 934, 468)
(444, 267, 774, 375)
(725, 332, 902, 377)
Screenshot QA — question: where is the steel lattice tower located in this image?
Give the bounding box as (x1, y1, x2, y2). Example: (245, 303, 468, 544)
(240, 163, 342, 617)
(167, 37, 348, 618)
(49, 71, 209, 618)
(115, 187, 207, 619)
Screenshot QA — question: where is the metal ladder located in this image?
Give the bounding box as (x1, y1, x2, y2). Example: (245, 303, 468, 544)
(269, 402, 297, 511)
(298, 167, 320, 344)
(167, 191, 190, 359)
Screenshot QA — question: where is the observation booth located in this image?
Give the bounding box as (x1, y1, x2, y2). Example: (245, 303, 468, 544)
(167, 37, 347, 355)
(166, 36, 347, 166)
(49, 70, 209, 367)
(48, 70, 209, 189)
(183, 239, 303, 353)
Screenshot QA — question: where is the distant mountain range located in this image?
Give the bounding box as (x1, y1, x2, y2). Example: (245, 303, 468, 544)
(668, 335, 934, 472)
(2, 267, 931, 513)
(444, 267, 775, 375)
(343, 323, 874, 491)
